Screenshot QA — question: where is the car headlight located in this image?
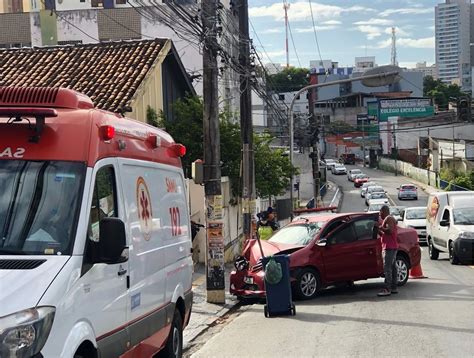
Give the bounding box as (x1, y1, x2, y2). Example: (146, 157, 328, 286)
(0, 307, 55, 358)
(234, 255, 249, 271)
(458, 232, 474, 240)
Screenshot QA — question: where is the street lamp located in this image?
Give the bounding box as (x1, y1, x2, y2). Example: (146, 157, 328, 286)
(288, 65, 401, 212)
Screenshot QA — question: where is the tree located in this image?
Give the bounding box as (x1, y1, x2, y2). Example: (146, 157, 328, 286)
(158, 96, 203, 178)
(326, 120, 355, 135)
(423, 75, 466, 111)
(159, 96, 297, 199)
(254, 133, 298, 199)
(267, 67, 309, 92)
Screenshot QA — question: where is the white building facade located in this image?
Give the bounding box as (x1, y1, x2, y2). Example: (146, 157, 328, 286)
(435, 0, 471, 91)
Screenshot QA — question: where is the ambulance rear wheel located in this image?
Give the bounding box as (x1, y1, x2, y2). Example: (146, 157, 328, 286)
(163, 310, 183, 358)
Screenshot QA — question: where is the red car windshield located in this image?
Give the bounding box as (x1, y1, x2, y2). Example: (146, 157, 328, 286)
(269, 222, 324, 246)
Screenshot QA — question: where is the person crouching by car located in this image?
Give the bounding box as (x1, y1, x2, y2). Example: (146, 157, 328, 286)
(257, 211, 279, 240)
(377, 205, 399, 297)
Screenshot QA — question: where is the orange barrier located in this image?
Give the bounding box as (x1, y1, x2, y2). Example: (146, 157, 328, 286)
(409, 263, 427, 279)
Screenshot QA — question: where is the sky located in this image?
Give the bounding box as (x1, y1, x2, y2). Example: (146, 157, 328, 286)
(248, 0, 440, 69)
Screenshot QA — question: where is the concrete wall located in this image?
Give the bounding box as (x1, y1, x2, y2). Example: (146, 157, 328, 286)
(379, 157, 438, 187)
(186, 177, 244, 264)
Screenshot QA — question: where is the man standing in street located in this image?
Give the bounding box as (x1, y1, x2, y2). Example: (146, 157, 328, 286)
(377, 205, 399, 297)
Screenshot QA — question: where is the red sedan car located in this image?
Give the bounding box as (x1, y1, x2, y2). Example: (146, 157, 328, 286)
(230, 212, 421, 300)
(353, 174, 370, 188)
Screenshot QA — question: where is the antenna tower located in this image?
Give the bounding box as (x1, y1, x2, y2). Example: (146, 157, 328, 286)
(284, 0, 290, 68)
(391, 27, 398, 66)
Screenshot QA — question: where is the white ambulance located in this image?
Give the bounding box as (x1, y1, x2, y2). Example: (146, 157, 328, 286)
(426, 191, 474, 265)
(0, 87, 193, 357)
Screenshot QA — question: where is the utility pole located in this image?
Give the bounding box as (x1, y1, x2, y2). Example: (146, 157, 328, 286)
(239, 0, 255, 240)
(362, 117, 366, 167)
(308, 72, 320, 207)
(393, 129, 397, 176)
(283, 0, 290, 68)
(202, 0, 225, 304)
(452, 125, 455, 170)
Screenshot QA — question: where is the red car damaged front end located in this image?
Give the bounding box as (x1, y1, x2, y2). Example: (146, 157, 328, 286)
(229, 239, 303, 298)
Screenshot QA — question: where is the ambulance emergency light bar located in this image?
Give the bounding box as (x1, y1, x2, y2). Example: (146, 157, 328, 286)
(0, 86, 93, 143)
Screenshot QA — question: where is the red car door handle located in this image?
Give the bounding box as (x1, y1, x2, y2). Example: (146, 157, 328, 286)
(368, 249, 374, 255)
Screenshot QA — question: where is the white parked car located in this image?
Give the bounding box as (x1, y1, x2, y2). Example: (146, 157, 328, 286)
(367, 202, 389, 212)
(367, 193, 390, 207)
(399, 207, 428, 244)
(365, 186, 386, 205)
(426, 191, 474, 265)
(348, 169, 362, 181)
(331, 163, 347, 175)
(360, 182, 378, 197)
(324, 159, 337, 170)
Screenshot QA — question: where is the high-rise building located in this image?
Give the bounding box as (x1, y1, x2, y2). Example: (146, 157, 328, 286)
(435, 0, 471, 91)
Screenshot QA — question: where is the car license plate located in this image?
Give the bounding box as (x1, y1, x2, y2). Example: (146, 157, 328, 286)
(244, 276, 254, 284)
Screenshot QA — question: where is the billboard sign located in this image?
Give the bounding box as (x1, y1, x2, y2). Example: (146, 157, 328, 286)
(378, 98, 434, 121)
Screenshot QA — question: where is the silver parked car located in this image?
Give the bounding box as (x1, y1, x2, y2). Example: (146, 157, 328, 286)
(331, 163, 347, 175)
(360, 182, 378, 197)
(348, 169, 362, 181)
(399, 207, 427, 244)
(397, 184, 418, 200)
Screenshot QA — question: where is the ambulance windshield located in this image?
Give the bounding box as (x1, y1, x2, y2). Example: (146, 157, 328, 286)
(0, 160, 85, 255)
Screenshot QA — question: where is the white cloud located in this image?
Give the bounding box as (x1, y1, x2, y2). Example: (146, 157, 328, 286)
(249, 1, 375, 22)
(260, 28, 283, 34)
(356, 25, 383, 40)
(380, 8, 433, 17)
(398, 37, 435, 48)
(295, 25, 339, 33)
(321, 20, 342, 25)
(354, 19, 394, 26)
(384, 26, 411, 37)
(368, 36, 435, 49)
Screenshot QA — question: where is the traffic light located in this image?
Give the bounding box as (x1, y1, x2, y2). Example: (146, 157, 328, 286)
(457, 96, 471, 122)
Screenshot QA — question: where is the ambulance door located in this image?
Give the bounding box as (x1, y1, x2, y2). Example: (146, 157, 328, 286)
(81, 160, 130, 356)
(118, 159, 168, 349)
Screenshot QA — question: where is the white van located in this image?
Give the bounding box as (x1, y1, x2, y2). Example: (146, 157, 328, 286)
(0, 87, 193, 357)
(426, 191, 474, 265)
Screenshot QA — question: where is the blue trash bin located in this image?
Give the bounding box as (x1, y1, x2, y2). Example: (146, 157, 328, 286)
(262, 255, 296, 317)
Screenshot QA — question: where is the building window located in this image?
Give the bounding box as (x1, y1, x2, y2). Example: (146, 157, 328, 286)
(278, 94, 285, 101)
(116, 0, 126, 3)
(91, 0, 103, 7)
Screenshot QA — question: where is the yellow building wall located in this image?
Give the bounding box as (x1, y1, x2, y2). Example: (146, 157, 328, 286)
(22, 0, 30, 11)
(129, 40, 171, 123)
(0, 1, 5, 13)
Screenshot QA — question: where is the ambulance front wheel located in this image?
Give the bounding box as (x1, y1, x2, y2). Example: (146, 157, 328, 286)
(163, 309, 183, 358)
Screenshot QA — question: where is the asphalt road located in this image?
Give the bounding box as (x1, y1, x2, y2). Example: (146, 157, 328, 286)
(189, 166, 474, 358)
(331, 164, 429, 213)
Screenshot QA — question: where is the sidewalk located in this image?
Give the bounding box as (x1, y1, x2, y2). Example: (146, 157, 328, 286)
(184, 263, 239, 351)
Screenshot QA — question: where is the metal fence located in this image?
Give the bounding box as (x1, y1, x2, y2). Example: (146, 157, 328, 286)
(439, 180, 470, 192)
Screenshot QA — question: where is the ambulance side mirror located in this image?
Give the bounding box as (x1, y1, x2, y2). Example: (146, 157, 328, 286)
(99, 217, 128, 264)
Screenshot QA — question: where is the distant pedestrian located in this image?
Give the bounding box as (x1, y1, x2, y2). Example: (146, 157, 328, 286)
(257, 211, 278, 240)
(377, 205, 399, 297)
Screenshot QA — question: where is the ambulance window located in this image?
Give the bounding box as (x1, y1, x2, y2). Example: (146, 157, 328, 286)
(88, 166, 117, 242)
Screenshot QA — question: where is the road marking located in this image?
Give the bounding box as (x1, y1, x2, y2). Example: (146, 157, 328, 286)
(386, 192, 396, 206)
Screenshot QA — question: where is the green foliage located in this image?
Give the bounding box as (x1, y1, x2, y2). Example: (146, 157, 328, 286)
(423, 76, 466, 111)
(440, 168, 474, 190)
(158, 96, 203, 177)
(159, 96, 298, 199)
(146, 106, 159, 127)
(326, 120, 355, 135)
(267, 67, 309, 92)
(254, 133, 299, 199)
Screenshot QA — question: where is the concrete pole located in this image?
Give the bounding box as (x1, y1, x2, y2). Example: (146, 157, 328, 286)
(202, 0, 224, 304)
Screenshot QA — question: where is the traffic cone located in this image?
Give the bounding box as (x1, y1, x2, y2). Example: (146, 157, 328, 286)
(409, 263, 427, 279)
